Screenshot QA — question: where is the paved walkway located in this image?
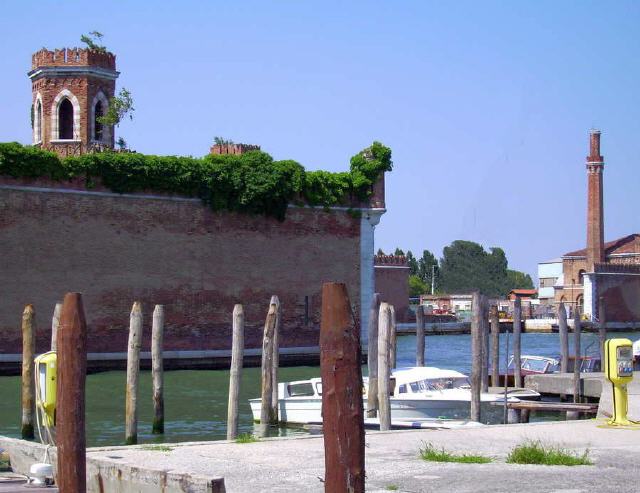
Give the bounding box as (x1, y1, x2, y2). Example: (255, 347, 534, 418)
(88, 420, 640, 492)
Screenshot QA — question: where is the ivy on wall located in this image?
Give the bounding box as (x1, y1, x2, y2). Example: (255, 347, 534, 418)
(0, 141, 392, 220)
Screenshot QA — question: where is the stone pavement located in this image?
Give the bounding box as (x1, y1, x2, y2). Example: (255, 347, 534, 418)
(87, 419, 640, 493)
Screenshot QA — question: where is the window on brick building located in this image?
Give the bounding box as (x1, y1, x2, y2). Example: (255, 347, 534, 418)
(34, 100, 42, 142)
(578, 269, 586, 285)
(58, 98, 74, 139)
(94, 101, 104, 141)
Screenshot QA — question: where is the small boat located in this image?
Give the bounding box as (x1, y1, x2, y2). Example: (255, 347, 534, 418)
(249, 366, 519, 426)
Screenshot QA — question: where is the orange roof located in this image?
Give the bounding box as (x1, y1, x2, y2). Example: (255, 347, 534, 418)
(510, 289, 537, 295)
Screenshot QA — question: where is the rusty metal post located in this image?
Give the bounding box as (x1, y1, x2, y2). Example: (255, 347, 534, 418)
(21, 304, 36, 439)
(56, 292, 88, 493)
(320, 282, 365, 493)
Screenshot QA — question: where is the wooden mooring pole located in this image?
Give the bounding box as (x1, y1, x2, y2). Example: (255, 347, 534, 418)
(21, 304, 35, 440)
(270, 295, 281, 423)
(366, 293, 380, 418)
(573, 309, 582, 404)
(558, 301, 569, 374)
(512, 297, 522, 388)
(416, 304, 425, 367)
(389, 304, 397, 370)
(51, 302, 62, 352)
(598, 297, 607, 366)
(470, 292, 482, 422)
(377, 302, 392, 431)
(227, 304, 244, 440)
(125, 302, 143, 445)
(490, 305, 500, 387)
(151, 304, 165, 435)
(320, 282, 365, 493)
(260, 302, 277, 426)
(57, 293, 88, 493)
(481, 296, 489, 393)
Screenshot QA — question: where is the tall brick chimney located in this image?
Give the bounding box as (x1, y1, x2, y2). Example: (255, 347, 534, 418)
(586, 129, 605, 271)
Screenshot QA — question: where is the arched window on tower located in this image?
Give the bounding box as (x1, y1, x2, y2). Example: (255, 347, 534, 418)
(34, 100, 42, 143)
(58, 98, 74, 140)
(94, 101, 104, 142)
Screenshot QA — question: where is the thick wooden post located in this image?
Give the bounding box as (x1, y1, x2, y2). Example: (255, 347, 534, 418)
(260, 302, 277, 425)
(377, 302, 392, 431)
(389, 304, 397, 370)
(151, 305, 164, 435)
(416, 305, 425, 367)
(227, 304, 244, 440)
(470, 292, 482, 422)
(56, 293, 87, 493)
(366, 293, 380, 418)
(51, 302, 62, 352)
(320, 282, 365, 493)
(573, 309, 582, 404)
(125, 302, 143, 445)
(490, 305, 500, 387)
(598, 297, 606, 366)
(21, 304, 35, 440)
(558, 301, 569, 373)
(270, 295, 280, 423)
(481, 296, 489, 393)
(512, 297, 522, 388)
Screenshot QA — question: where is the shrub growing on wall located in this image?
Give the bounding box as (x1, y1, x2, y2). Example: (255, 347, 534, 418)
(0, 141, 392, 220)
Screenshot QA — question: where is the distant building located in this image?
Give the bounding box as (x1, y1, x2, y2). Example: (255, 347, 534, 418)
(538, 259, 562, 305)
(375, 254, 410, 322)
(419, 294, 473, 314)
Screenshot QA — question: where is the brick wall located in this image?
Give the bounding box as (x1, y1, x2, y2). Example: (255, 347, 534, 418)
(374, 255, 410, 323)
(0, 179, 363, 354)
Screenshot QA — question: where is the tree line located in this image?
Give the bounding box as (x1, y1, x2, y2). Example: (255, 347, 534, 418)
(378, 240, 534, 297)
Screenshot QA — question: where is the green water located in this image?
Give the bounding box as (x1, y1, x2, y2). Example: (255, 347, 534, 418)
(0, 366, 320, 447)
(1, 331, 636, 446)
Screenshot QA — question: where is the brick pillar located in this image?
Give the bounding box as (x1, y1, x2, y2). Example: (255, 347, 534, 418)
(586, 129, 604, 272)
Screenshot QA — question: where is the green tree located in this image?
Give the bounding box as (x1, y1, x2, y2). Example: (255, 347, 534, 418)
(394, 247, 405, 256)
(97, 88, 135, 127)
(376, 248, 385, 256)
(406, 250, 419, 276)
(418, 249, 438, 293)
(409, 275, 428, 297)
(80, 31, 107, 53)
(506, 269, 535, 290)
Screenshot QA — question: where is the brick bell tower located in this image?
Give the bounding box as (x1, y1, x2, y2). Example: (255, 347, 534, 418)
(28, 47, 119, 157)
(586, 129, 605, 272)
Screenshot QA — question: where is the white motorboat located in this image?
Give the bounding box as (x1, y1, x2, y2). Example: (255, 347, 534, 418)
(249, 366, 519, 425)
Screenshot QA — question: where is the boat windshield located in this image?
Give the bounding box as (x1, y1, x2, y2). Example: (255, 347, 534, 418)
(521, 358, 551, 373)
(407, 377, 469, 392)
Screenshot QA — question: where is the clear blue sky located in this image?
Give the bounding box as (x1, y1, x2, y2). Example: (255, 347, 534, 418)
(1, 1, 639, 280)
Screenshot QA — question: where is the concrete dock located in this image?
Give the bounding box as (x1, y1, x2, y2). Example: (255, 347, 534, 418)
(83, 420, 640, 492)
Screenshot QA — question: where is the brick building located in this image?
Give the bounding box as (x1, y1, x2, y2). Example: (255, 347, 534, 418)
(29, 47, 118, 156)
(374, 254, 410, 322)
(0, 46, 388, 358)
(552, 131, 640, 321)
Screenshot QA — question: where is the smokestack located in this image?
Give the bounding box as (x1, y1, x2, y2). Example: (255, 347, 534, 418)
(586, 129, 605, 271)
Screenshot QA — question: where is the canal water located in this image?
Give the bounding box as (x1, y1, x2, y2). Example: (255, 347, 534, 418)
(0, 331, 636, 446)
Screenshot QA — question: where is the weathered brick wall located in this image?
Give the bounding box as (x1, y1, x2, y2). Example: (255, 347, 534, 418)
(600, 275, 640, 322)
(0, 179, 362, 354)
(374, 255, 410, 323)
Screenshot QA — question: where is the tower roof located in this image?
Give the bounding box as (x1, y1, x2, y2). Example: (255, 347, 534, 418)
(28, 47, 119, 81)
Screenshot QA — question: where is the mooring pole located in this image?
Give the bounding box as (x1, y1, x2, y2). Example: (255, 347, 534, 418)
(470, 291, 482, 422)
(377, 302, 392, 431)
(573, 309, 582, 404)
(389, 304, 397, 370)
(260, 302, 277, 426)
(366, 293, 380, 418)
(320, 282, 365, 493)
(490, 305, 500, 387)
(51, 302, 62, 352)
(227, 304, 244, 440)
(125, 302, 143, 445)
(151, 304, 165, 434)
(512, 297, 522, 388)
(56, 293, 87, 493)
(598, 297, 607, 366)
(481, 296, 489, 393)
(270, 295, 280, 423)
(558, 301, 569, 374)
(21, 304, 35, 440)
(503, 328, 510, 424)
(416, 304, 425, 367)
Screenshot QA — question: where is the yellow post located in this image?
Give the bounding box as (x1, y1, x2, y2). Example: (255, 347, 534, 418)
(604, 338, 634, 426)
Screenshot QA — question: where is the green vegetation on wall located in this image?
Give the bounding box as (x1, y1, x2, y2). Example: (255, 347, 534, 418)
(0, 141, 392, 220)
